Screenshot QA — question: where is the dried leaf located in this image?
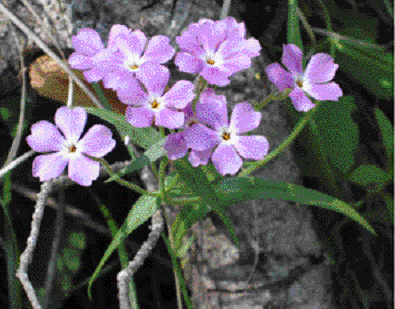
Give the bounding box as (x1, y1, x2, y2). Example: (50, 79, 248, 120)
(29, 55, 127, 114)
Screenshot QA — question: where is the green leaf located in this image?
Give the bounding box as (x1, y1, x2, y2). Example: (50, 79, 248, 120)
(171, 200, 211, 252)
(314, 96, 359, 173)
(349, 164, 392, 187)
(107, 138, 167, 182)
(91, 82, 113, 111)
(88, 195, 158, 299)
(335, 39, 393, 100)
(85, 107, 162, 149)
(173, 158, 239, 246)
(287, 0, 303, 52)
(374, 107, 394, 159)
(176, 235, 195, 258)
(215, 177, 376, 235)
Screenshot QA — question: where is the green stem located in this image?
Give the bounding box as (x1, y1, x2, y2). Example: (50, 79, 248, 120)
(89, 155, 158, 197)
(254, 90, 292, 111)
(167, 196, 202, 206)
(159, 157, 168, 202)
(239, 104, 319, 177)
(191, 76, 207, 111)
(315, 0, 335, 57)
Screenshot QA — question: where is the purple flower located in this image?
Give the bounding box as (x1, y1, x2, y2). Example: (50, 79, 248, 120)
(164, 103, 213, 166)
(123, 63, 194, 129)
(175, 17, 261, 86)
(68, 25, 130, 83)
(265, 44, 343, 112)
(102, 29, 175, 92)
(184, 89, 269, 175)
(26, 107, 116, 186)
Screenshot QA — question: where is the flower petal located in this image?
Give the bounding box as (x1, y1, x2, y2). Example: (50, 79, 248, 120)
(304, 53, 339, 84)
(184, 124, 219, 151)
(196, 89, 228, 130)
(104, 69, 135, 91)
(221, 54, 251, 75)
(216, 36, 244, 60)
(126, 107, 154, 128)
(80, 125, 116, 157)
(212, 144, 242, 176)
(304, 82, 343, 101)
(198, 22, 221, 52)
(68, 53, 93, 70)
(242, 38, 261, 57)
(32, 153, 68, 182)
(229, 103, 261, 134)
(223, 17, 245, 38)
(189, 148, 213, 167)
(144, 35, 175, 63)
(55, 107, 87, 142)
(265, 63, 294, 92)
(175, 52, 203, 74)
(108, 24, 131, 49)
(200, 66, 230, 86)
(162, 80, 194, 109)
(83, 67, 108, 83)
(68, 155, 100, 186)
(113, 75, 147, 105)
(234, 135, 269, 160)
(117, 29, 147, 56)
(138, 63, 169, 95)
(176, 28, 205, 56)
(26, 121, 64, 152)
(164, 132, 188, 160)
(281, 44, 303, 75)
(72, 28, 104, 56)
(156, 109, 184, 129)
(289, 88, 316, 112)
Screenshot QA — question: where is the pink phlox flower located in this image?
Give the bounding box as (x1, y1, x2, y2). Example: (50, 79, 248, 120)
(102, 29, 175, 92)
(265, 44, 343, 112)
(175, 17, 261, 86)
(26, 107, 116, 186)
(123, 63, 194, 129)
(68, 24, 130, 83)
(184, 89, 269, 175)
(164, 103, 213, 167)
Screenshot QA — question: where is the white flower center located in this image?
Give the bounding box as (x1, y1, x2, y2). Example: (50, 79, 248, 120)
(61, 136, 83, 159)
(217, 125, 239, 146)
(123, 52, 146, 72)
(146, 95, 166, 113)
(203, 51, 224, 68)
(294, 74, 305, 89)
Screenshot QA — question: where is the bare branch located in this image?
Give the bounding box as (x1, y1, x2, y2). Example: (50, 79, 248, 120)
(117, 209, 164, 309)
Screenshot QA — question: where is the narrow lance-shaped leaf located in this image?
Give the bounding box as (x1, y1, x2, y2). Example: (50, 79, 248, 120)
(107, 138, 167, 182)
(88, 195, 158, 299)
(173, 158, 239, 246)
(215, 177, 376, 235)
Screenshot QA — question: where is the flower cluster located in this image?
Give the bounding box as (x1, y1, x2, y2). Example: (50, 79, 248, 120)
(175, 17, 261, 86)
(27, 18, 343, 184)
(164, 89, 269, 175)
